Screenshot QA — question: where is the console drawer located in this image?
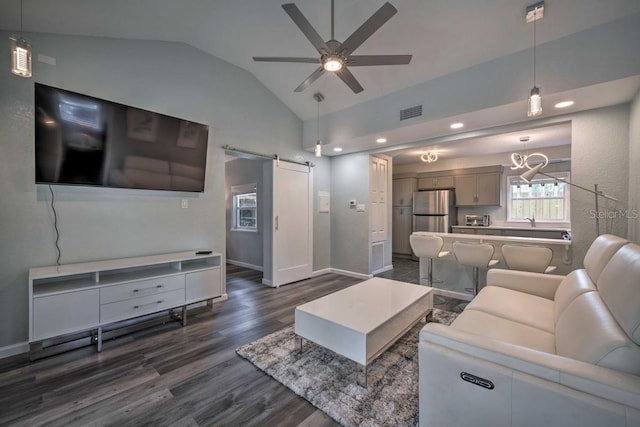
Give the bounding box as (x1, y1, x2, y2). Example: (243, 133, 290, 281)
(100, 275, 184, 304)
(186, 268, 222, 303)
(100, 289, 185, 324)
(33, 289, 100, 341)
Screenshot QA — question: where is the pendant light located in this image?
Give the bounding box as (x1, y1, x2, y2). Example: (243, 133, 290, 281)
(313, 92, 324, 157)
(10, 0, 32, 78)
(526, 2, 544, 117)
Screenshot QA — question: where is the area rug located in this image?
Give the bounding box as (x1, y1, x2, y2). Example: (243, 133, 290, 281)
(236, 308, 457, 427)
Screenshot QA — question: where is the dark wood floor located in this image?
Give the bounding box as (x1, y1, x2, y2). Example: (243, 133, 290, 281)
(0, 260, 463, 426)
(0, 266, 362, 427)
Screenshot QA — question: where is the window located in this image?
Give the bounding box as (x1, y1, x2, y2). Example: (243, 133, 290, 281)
(232, 184, 257, 231)
(507, 172, 570, 223)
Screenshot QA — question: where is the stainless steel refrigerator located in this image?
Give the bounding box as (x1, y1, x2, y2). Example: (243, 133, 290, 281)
(412, 189, 457, 232)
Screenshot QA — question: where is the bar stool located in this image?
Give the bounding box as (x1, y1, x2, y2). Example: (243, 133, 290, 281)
(409, 234, 450, 305)
(453, 241, 500, 296)
(501, 244, 557, 273)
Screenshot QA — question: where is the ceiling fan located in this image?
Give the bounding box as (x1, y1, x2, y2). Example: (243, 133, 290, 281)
(253, 0, 412, 94)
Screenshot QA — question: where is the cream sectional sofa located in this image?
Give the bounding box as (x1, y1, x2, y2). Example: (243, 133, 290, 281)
(419, 234, 640, 427)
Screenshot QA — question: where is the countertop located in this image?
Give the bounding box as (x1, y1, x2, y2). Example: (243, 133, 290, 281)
(413, 231, 572, 246)
(452, 225, 571, 232)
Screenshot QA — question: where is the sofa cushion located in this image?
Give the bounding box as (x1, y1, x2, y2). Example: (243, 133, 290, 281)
(451, 310, 556, 354)
(555, 292, 640, 375)
(553, 269, 597, 322)
(465, 286, 555, 333)
(596, 243, 640, 345)
(583, 234, 628, 282)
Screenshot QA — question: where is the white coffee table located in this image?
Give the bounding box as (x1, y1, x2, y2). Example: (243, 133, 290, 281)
(294, 277, 433, 386)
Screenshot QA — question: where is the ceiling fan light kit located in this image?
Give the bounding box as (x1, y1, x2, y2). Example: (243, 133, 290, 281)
(254, 1, 412, 94)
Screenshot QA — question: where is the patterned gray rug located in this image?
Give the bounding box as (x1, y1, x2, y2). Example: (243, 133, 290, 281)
(236, 308, 458, 427)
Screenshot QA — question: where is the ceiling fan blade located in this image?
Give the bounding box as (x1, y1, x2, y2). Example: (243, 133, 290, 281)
(347, 54, 412, 66)
(335, 67, 364, 94)
(338, 2, 397, 55)
(294, 66, 326, 92)
(253, 57, 320, 64)
(282, 3, 329, 55)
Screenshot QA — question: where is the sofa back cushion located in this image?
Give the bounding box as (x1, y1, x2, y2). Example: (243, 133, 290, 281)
(596, 243, 640, 345)
(554, 269, 596, 320)
(555, 292, 640, 375)
(583, 234, 628, 282)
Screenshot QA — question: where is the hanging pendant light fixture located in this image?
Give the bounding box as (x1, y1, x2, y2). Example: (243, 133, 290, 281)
(10, 0, 32, 78)
(526, 2, 544, 117)
(313, 92, 324, 157)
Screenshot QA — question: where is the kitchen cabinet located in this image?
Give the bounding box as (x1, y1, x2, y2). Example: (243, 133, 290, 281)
(392, 177, 417, 206)
(417, 175, 454, 190)
(454, 172, 501, 206)
(392, 206, 413, 254)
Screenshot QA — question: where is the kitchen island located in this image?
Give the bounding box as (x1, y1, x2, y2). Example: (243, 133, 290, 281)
(411, 231, 571, 301)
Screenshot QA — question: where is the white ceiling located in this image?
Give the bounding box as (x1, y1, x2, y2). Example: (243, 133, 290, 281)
(2, 0, 640, 122)
(1, 0, 639, 160)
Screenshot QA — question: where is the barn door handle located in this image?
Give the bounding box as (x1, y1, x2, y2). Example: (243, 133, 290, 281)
(275, 216, 279, 230)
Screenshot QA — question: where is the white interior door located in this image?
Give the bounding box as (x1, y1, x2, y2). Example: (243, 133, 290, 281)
(272, 160, 313, 287)
(370, 156, 388, 243)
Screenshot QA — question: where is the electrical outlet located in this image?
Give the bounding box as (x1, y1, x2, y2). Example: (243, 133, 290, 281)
(181, 199, 188, 209)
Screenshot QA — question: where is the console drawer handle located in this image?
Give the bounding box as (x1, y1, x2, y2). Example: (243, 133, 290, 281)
(133, 300, 163, 309)
(133, 285, 163, 293)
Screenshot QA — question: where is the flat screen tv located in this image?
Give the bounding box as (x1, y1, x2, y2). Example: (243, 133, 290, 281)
(34, 83, 209, 192)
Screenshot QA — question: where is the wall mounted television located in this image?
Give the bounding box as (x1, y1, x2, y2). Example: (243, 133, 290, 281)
(34, 83, 209, 192)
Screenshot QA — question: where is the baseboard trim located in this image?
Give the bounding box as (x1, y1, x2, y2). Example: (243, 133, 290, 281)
(371, 264, 393, 275)
(227, 259, 264, 272)
(312, 268, 332, 277)
(0, 341, 29, 360)
(433, 288, 473, 302)
(262, 278, 274, 287)
(329, 268, 372, 280)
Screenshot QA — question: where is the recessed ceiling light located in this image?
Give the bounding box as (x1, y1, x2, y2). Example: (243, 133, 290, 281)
(450, 122, 464, 129)
(554, 101, 575, 109)
(333, 147, 343, 152)
(376, 138, 387, 143)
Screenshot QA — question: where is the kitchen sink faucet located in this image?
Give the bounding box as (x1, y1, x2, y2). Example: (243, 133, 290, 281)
(524, 215, 536, 228)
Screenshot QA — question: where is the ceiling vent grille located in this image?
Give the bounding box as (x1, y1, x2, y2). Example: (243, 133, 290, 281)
(400, 105, 422, 121)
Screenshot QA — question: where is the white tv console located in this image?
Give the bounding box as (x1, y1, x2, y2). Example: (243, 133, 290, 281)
(28, 251, 225, 352)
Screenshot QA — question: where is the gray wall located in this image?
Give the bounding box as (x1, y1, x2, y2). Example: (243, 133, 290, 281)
(330, 153, 371, 274)
(225, 158, 266, 269)
(312, 156, 332, 271)
(570, 104, 630, 265)
(0, 31, 328, 350)
(629, 89, 640, 244)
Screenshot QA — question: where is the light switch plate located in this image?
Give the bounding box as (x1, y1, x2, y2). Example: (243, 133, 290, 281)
(356, 204, 365, 212)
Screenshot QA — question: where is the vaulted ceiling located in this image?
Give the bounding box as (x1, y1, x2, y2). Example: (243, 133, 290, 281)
(2, 0, 640, 156)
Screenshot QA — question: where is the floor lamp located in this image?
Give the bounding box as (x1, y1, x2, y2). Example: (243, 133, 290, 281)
(521, 163, 618, 236)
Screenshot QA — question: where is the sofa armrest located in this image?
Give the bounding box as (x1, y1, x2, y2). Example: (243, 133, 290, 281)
(420, 323, 640, 410)
(487, 268, 565, 300)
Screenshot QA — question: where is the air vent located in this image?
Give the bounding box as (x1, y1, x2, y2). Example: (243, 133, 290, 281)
(400, 105, 422, 121)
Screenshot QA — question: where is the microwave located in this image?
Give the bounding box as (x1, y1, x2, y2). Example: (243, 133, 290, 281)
(465, 215, 490, 226)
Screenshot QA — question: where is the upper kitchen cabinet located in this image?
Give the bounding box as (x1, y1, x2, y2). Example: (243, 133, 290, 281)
(454, 171, 501, 206)
(417, 175, 454, 190)
(392, 177, 417, 206)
